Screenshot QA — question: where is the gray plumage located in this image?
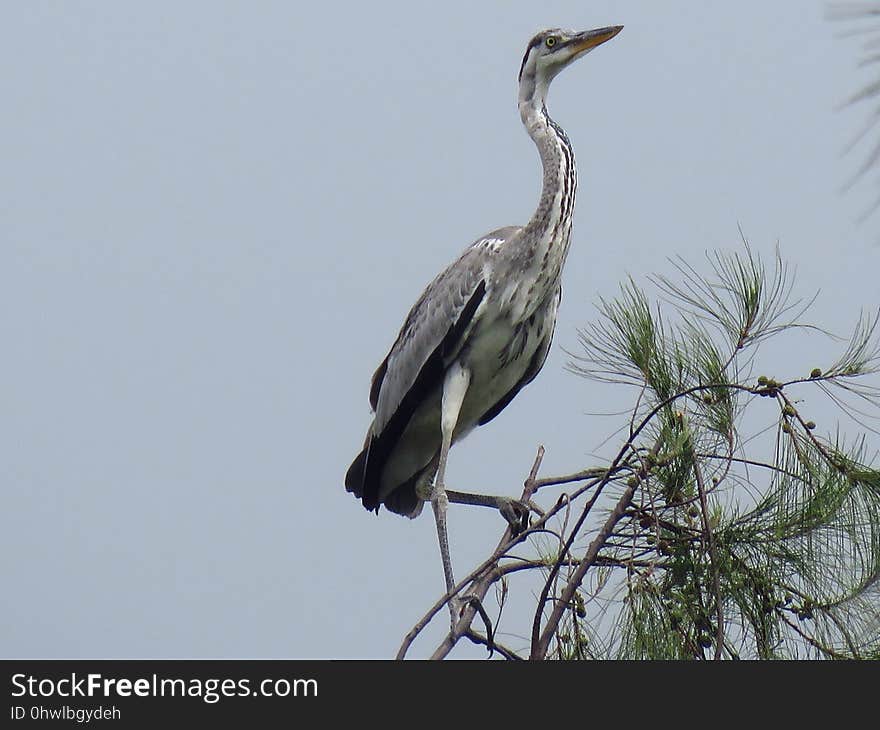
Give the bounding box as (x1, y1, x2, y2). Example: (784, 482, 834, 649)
(345, 26, 623, 604)
(349, 225, 559, 515)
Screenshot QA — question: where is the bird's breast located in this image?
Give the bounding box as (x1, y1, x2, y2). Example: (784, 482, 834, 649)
(454, 307, 550, 436)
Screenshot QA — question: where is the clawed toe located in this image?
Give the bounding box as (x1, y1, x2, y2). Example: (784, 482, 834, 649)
(498, 498, 531, 536)
(448, 593, 495, 652)
(444, 489, 534, 536)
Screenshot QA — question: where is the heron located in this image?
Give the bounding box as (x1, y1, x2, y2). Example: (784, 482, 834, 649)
(345, 25, 623, 617)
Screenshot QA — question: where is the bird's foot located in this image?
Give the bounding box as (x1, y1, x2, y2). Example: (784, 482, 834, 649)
(447, 593, 481, 623)
(447, 595, 466, 629)
(444, 489, 535, 535)
(496, 497, 531, 536)
(447, 594, 495, 652)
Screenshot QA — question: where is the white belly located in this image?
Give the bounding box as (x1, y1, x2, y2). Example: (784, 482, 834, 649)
(455, 316, 537, 432)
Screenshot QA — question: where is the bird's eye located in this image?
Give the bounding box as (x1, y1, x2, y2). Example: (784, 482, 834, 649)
(545, 36, 557, 48)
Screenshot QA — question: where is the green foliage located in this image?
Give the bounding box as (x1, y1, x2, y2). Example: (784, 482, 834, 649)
(560, 247, 880, 659)
(402, 247, 880, 661)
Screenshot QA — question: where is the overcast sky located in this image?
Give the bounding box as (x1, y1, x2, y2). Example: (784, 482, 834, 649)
(2, 1, 878, 659)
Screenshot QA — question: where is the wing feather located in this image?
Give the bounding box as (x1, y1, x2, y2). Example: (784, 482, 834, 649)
(357, 277, 485, 510)
(346, 227, 520, 512)
(372, 227, 517, 433)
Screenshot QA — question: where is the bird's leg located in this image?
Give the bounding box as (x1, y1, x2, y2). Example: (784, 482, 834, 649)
(433, 363, 471, 625)
(445, 490, 533, 536)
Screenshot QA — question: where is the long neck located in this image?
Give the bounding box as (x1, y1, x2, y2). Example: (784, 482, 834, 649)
(518, 97, 578, 283)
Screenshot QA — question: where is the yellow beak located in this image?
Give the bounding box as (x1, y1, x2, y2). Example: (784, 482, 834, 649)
(568, 26, 624, 56)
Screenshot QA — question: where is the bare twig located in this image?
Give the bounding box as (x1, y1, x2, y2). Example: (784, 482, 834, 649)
(529, 429, 665, 660)
(534, 466, 619, 490)
(777, 611, 852, 660)
(426, 447, 547, 660)
(530, 478, 639, 659)
(397, 447, 548, 659)
(397, 443, 622, 659)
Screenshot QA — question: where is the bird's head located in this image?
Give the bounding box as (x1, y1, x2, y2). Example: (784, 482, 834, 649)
(518, 26, 622, 107)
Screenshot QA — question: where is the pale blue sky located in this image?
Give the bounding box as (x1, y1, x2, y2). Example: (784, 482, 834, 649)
(2, 1, 877, 658)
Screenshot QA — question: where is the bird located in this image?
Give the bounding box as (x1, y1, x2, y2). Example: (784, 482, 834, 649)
(345, 25, 623, 615)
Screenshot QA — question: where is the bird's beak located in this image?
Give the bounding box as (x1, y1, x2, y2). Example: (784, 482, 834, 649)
(566, 25, 623, 59)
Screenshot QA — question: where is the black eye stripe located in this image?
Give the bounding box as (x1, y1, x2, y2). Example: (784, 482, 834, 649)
(519, 33, 551, 81)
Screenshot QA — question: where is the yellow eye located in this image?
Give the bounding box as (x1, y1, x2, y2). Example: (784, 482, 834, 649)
(545, 36, 557, 48)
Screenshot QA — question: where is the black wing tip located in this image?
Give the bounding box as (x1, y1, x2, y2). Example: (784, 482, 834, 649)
(344, 450, 364, 495)
(345, 446, 431, 517)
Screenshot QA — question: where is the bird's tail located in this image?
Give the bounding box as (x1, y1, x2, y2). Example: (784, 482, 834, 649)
(345, 442, 428, 518)
(344, 448, 367, 500)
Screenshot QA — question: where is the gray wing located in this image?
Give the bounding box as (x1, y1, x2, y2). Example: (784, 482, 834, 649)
(371, 226, 519, 433)
(345, 226, 520, 512)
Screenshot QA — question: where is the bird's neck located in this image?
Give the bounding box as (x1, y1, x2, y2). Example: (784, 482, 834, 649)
(519, 98, 578, 285)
